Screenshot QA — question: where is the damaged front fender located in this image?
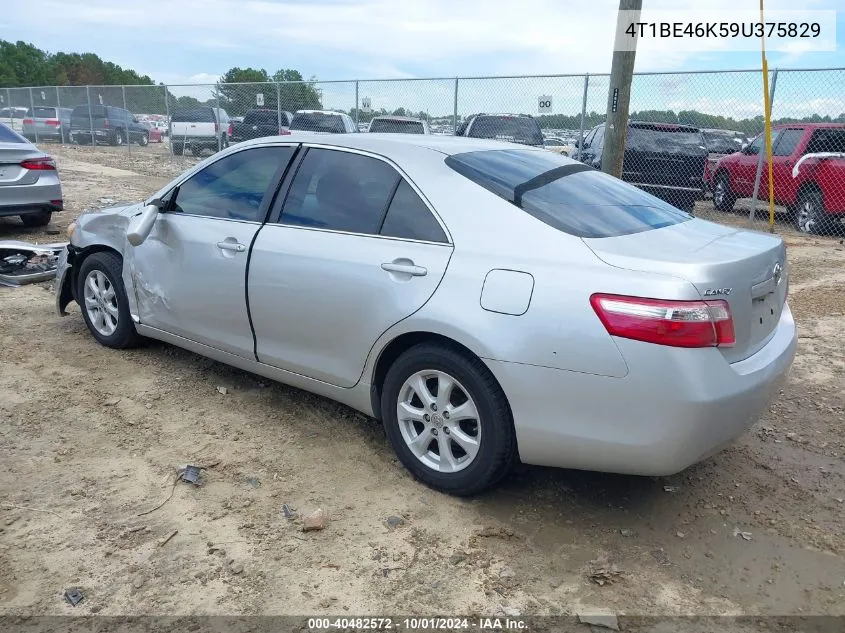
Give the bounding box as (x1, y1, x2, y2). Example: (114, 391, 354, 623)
(0, 240, 68, 287)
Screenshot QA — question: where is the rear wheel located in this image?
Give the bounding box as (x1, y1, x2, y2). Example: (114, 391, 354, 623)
(111, 131, 124, 146)
(21, 211, 52, 227)
(138, 133, 149, 147)
(380, 343, 516, 496)
(713, 172, 736, 212)
(795, 189, 833, 235)
(77, 252, 139, 349)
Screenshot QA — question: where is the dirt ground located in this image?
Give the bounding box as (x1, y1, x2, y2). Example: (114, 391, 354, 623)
(1, 143, 844, 623)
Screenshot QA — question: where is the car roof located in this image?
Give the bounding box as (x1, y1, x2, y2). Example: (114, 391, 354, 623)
(772, 122, 845, 129)
(371, 116, 425, 122)
(236, 131, 547, 157)
(294, 109, 346, 115)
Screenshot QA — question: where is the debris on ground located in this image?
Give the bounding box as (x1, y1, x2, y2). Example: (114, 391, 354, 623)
(385, 515, 405, 529)
(98, 198, 116, 205)
(663, 485, 679, 493)
(676, 531, 686, 539)
(158, 529, 178, 547)
(282, 503, 295, 519)
(216, 386, 228, 395)
(587, 557, 624, 586)
(473, 526, 515, 539)
(302, 508, 328, 532)
(577, 612, 620, 631)
(733, 527, 753, 541)
(499, 605, 521, 617)
(63, 587, 84, 606)
(180, 465, 203, 486)
(619, 528, 635, 537)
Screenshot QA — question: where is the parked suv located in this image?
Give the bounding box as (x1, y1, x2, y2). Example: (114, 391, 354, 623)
(367, 116, 430, 134)
(456, 114, 544, 146)
(69, 105, 151, 146)
(577, 121, 708, 211)
(701, 128, 747, 191)
(289, 110, 357, 134)
(229, 108, 293, 144)
(711, 123, 845, 234)
(170, 106, 230, 156)
(22, 106, 73, 143)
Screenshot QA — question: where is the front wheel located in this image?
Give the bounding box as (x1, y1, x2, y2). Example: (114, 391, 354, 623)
(713, 172, 736, 212)
(795, 189, 832, 235)
(380, 344, 516, 496)
(77, 251, 139, 349)
(138, 133, 149, 146)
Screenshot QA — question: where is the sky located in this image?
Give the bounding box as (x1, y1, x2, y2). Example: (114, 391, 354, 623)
(2, 0, 843, 119)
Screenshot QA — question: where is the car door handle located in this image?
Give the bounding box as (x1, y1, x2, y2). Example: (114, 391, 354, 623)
(217, 241, 246, 252)
(381, 262, 427, 276)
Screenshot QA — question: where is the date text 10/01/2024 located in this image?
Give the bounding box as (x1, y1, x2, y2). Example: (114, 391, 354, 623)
(307, 617, 528, 630)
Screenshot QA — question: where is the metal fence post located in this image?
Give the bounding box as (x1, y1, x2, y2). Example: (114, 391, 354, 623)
(354, 81, 359, 127)
(55, 86, 63, 143)
(164, 84, 172, 159)
(4, 89, 10, 126)
(749, 68, 779, 224)
(453, 78, 459, 134)
(216, 88, 221, 153)
(577, 73, 590, 160)
(28, 87, 37, 143)
(276, 82, 282, 132)
(122, 85, 130, 155)
(86, 85, 95, 147)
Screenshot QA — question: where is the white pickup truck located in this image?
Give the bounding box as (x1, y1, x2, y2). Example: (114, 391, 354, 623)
(170, 106, 230, 156)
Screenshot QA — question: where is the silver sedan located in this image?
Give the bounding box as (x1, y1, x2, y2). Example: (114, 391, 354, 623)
(56, 133, 797, 495)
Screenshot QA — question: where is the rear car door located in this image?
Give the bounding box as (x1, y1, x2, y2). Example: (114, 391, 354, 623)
(248, 146, 453, 387)
(130, 145, 296, 357)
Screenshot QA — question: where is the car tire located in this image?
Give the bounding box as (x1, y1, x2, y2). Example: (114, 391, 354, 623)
(713, 172, 736, 212)
(77, 251, 140, 349)
(380, 343, 516, 496)
(111, 131, 124, 146)
(20, 211, 52, 227)
(138, 133, 149, 147)
(795, 189, 832, 235)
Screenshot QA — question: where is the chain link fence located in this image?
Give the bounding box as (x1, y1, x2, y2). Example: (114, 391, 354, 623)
(1, 68, 843, 237)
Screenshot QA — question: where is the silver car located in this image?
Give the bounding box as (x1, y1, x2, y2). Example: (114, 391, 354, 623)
(0, 122, 63, 227)
(55, 133, 796, 495)
(22, 106, 73, 143)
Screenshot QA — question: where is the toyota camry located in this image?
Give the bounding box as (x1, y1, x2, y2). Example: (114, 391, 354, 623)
(55, 133, 796, 495)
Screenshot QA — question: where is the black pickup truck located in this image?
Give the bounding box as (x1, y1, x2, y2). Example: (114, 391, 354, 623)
(229, 109, 293, 144)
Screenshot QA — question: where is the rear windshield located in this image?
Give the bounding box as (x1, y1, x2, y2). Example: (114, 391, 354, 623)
(702, 130, 746, 154)
(0, 108, 26, 119)
(26, 107, 57, 118)
(71, 105, 107, 120)
(0, 122, 25, 143)
(243, 110, 278, 126)
(369, 119, 425, 134)
(445, 149, 692, 238)
(290, 113, 345, 133)
(172, 108, 214, 123)
(467, 116, 544, 146)
(627, 125, 707, 154)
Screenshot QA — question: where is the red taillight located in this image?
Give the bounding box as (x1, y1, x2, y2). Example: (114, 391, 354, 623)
(103, 118, 110, 129)
(23, 118, 34, 125)
(279, 128, 291, 135)
(227, 123, 233, 136)
(590, 294, 735, 348)
(20, 156, 57, 171)
(45, 119, 60, 126)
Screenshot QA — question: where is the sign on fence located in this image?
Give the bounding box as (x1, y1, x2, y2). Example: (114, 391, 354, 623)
(362, 97, 371, 113)
(256, 93, 264, 106)
(538, 95, 553, 113)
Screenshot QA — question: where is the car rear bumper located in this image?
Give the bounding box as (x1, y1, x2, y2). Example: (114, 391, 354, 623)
(485, 303, 797, 476)
(0, 177, 63, 217)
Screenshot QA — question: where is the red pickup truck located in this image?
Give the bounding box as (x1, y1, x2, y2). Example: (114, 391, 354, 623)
(710, 123, 845, 234)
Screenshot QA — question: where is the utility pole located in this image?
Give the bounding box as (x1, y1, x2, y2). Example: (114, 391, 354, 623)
(602, 0, 642, 178)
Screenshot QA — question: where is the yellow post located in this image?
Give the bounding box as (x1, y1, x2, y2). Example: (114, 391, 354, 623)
(760, 0, 776, 232)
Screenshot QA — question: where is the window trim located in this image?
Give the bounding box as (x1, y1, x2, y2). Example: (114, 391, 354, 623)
(160, 143, 299, 224)
(266, 144, 453, 245)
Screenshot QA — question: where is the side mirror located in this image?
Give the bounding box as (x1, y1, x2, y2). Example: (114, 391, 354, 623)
(573, 139, 580, 148)
(126, 202, 160, 246)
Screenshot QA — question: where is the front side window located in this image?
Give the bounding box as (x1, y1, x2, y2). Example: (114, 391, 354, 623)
(772, 129, 803, 156)
(170, 146, 294, 221)
(445, 149, 692, 238)
(590, 126, 605, 149)
(280, 148, 398, 233)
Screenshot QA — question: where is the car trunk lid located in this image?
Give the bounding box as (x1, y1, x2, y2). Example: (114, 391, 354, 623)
(583, 219, 788, 363)
(0, 144, 41, 186)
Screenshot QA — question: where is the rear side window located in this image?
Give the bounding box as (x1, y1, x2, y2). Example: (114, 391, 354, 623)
(805, 129, 845, 154)
(445, 149, 692, 238)
(467, 116, 544, 146)
(626, 125, 706, 154)
(244, 110, 278, 126)
(290, 113, 346, 133)
(369, 119, 425, 134)
(27, 107, 57, 118)
(380, 181, 447, 242)
(71, 105, 107, 120)
(702, 130, 745, 154)
(772, 129, 803, 156)
(0, 122, 25, 143)
(280, 148, 398, 233)
(172, 108, 214, 123)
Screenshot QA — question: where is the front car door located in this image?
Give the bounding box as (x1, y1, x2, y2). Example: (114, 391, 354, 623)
(248, 146, 453, 387)
(768, 128, 804, 203)
(129, 144, 296, 357)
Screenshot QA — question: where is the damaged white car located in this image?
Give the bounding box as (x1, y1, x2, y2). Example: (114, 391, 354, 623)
(0, 240, 66, 287)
